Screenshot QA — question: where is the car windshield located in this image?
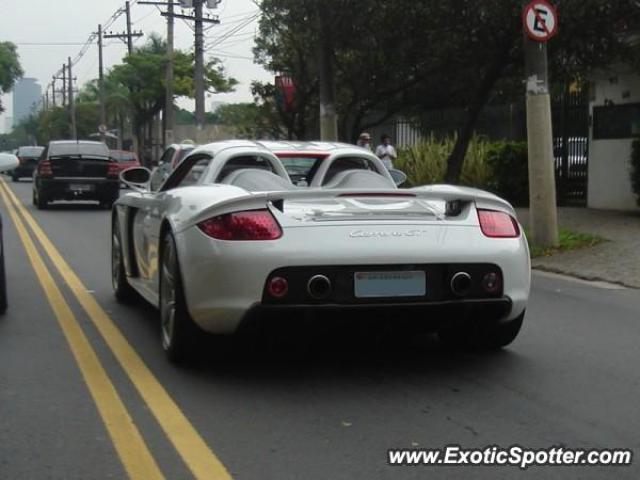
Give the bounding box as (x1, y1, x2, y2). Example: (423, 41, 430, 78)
(175, 148, 194, 166)
(17, 146, 44, 158)
(49, 142, 110, 158)
(110, 151, 138, 163)
(278, 156, 326, 184)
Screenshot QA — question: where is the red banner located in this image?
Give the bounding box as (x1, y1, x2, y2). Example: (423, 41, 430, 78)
(275, 75, 296, 111)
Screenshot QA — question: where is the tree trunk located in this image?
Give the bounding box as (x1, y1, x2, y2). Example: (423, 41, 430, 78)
(443, 101, 486, 183)
(444, 46, 513, 183)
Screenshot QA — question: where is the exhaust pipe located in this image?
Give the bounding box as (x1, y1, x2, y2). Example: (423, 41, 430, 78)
(307, 275, 332, 299)
(450, 272, 472, 297)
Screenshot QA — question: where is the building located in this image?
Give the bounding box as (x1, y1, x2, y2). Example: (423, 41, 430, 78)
(12, 78, 41, 127)
(588, 67, 640, 210)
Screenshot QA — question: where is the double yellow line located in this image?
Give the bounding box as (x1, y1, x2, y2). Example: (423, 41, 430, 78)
(0, 178, 232, 480)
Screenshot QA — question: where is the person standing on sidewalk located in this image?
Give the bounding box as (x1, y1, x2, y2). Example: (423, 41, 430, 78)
(356, 132, 373, 151)
(375, 134, 397, 169)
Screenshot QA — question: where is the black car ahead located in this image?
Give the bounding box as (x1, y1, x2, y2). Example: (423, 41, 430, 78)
(11, 146, 45, 181)
(33, 140, 120, 209)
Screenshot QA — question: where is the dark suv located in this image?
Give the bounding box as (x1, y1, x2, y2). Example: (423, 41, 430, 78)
(33, 140, 120, 209)
(11, 146, 45, 181)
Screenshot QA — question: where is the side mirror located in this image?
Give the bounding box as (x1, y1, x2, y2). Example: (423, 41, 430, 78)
(121, 167, 152, 191)
(0, 153, 19, 171)
(388, 168, 408, 187)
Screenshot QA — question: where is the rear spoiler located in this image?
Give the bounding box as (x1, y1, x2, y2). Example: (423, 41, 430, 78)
(183, 187, 516, 232)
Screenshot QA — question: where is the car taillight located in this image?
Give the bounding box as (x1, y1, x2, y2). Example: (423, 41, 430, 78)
(197, 209, 282, 240)
(477, 209, 520, 238)
(107, 161, 119, 178)
(38, 160, 53, 177)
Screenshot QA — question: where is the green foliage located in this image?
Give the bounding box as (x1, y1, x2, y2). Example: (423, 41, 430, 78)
(486, 142, 530, 206)
(527, 229, 604, 258)
(254, 0, 639, 172)
(396, 135, 493, 189)
(631, 137, 640, 207)
(216, 102, 286, 139)
(108, 34, 237, 138)
(0, 41, 23, 112)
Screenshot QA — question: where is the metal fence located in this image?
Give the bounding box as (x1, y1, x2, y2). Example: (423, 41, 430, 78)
(375, 88, 590, 204)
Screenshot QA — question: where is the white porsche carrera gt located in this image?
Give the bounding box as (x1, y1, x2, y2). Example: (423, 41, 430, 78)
(112, 140, 530, 362)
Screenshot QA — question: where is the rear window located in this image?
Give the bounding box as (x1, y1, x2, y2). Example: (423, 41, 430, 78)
(49, 142, 110, 158)
(110, 150, 138, 162)
(279, 156, 326, 179)
(17, 146, 44, 158)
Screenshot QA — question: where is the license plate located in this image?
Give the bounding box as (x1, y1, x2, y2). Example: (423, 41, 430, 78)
(69, 183, 94, 192)
(354, 271, 425, 298)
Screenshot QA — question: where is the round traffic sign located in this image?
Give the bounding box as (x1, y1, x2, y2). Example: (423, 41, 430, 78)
(523, 0, 558, 42)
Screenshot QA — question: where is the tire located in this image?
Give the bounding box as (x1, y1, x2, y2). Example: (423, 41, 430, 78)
(111, 218, 137, 303)
(0, 237, 7, 315)
(33, 188, 48, 210)
(11, 173, 19, 182)
(159, 231, 200, 363)
(438, 310, 525, 350)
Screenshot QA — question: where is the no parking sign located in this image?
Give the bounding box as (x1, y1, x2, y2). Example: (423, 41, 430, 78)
(523, 0, 558, 42)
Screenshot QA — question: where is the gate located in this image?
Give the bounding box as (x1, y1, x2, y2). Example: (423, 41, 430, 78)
(552, 86, 590, 205)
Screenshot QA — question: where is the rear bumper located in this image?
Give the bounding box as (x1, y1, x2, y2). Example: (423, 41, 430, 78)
(37, 178, 119, 200)
(12, 165, 36, 177)
(175, 224, 530, 334)
(236, 297, 513, 334)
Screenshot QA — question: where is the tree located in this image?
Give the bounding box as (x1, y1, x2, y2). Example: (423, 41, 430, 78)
(0, 41, 23, 113)
(215, 102, 285, 139)
(254, 0, 640, 182)
(108, 34, 237, 161)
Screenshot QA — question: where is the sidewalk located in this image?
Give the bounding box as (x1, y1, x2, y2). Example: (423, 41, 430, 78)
(516, 207, 640, 288)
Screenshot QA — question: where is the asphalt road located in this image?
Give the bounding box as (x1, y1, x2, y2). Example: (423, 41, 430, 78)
(1, 177, 639, 480)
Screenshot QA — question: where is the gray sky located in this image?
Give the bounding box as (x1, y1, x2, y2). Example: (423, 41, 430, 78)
(0, 0, 270, 133)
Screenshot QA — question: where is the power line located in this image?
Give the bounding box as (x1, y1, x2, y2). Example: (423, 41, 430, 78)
(204, 12, 259, 51)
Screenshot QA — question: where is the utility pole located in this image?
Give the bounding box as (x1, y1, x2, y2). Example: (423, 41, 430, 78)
(126, 1, 134, 54)
(139, 1, 177, 146)
(61, 64, 67, 107)
(44, 92, 49, 111)
(160, 2, 219, 141)
(51, 80, 56, 107)
(98, 24, 107, 143)
(165, 0, 175, 146)
(194, 0, 205, 133)
(318, 11, 338, 141)
(523, 1, 559, 247)
(68, 57, 77, 140)
(104, 2, 143, 55)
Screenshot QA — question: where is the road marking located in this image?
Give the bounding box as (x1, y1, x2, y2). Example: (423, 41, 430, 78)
(0, 178, 233, 480)
(0, 182, 164, 480)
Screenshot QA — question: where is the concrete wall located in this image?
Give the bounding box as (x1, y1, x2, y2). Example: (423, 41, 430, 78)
(172, 124, 236, 145)
(588, 68, 640, 210)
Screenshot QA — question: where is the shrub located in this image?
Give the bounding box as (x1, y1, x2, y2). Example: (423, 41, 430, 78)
(396, 135, 493, 189)
(395, 135, 448, 186)
(631, 137, 640, 207)
(486, 141, 529, 206)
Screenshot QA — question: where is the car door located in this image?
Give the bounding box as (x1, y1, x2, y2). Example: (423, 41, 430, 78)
(137, 153, 213, 297)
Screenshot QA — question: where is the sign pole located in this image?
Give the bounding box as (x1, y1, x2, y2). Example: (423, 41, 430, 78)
(523, 1, 559, 247)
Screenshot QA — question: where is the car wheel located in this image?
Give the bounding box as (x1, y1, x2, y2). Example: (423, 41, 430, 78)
(111, 218, 137, 303)
(11, 173, 19, 182)
(0, 235, 7, 314)
(33, 189, 48, 210)
(438, 310, 525, 350)
(160, 231, 199, 363)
